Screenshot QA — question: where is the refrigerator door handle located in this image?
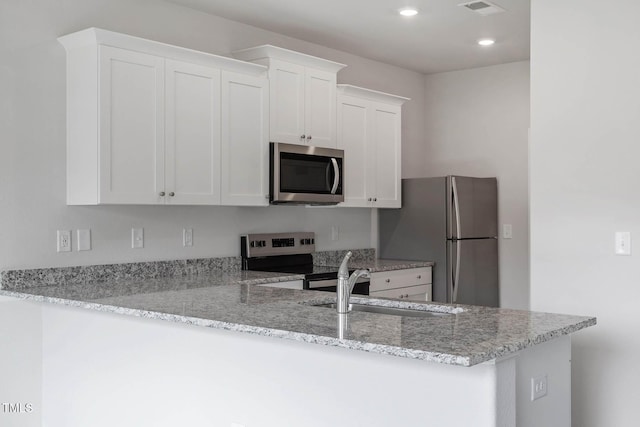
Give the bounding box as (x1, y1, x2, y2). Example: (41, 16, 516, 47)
(452, 240, 461, 303)
(452, 177, 462, 239)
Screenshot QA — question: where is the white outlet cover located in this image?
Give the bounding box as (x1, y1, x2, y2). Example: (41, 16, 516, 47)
(531, 374, 548, 401)
(502, 224, 513, 239)
(615, 231, 631, 255)
(183, 228, 193, 247)
(132, 228, 144, 249)
(57, 230, 72, 253)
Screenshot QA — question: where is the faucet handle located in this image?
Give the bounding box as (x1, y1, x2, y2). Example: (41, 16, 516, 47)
(338, 251, 352, 279)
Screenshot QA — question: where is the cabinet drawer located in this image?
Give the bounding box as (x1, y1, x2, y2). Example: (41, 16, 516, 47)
(370, 267, 431, 292)
(370, 284, 432, 302)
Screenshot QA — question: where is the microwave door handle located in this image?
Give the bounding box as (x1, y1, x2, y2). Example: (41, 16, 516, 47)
(330, 158, 340, 194)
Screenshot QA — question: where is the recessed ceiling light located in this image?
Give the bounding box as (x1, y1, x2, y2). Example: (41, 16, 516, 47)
(399, 8, 419, 17)
(478, 38, 495, 46)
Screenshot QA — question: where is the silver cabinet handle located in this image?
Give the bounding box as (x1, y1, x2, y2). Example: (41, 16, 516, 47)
(330, 158, 340, 194)
(169, 192, 175, 197)
(307, 135, 312, 140)
(159, 191, 165, 196)
(300, 134, 306, 140)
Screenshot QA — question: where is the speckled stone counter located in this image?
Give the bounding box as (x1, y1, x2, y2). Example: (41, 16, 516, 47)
(0, 271, 595, 367)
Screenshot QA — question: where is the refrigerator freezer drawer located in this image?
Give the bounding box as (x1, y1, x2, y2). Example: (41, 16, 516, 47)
(447, 239, 499, 307)
(370, 267, 432, 293)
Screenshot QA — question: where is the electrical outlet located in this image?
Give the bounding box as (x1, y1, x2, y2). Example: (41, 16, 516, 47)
(183, 228, 193, 247)
(502, 224, 513, 239)
(531, 374, 548, 401)
(131, 228, 144, 249)
(57, 230, 71, 253)
(615, 231, 631, 255)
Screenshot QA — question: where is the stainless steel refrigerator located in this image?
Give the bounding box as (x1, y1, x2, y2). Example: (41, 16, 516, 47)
(378, 176, 499, 307)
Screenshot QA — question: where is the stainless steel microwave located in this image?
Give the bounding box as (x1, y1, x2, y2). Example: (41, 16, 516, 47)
(270, 142, 344, 205)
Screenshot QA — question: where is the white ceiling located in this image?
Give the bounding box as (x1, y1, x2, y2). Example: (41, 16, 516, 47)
(166, 0, 530, 74)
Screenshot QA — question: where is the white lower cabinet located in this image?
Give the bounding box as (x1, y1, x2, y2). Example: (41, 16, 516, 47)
(60, 28, 268, 206)
(369, 267, 432, 302)
(337, 85, 408, 208)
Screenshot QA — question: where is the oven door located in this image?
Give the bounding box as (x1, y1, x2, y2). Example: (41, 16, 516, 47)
(270, 142, 344, 205)
(304, 275, 369, 295)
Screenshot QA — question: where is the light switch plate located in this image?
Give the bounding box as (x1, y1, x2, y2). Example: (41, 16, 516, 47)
(77, 229, 91, 251)
(132, 228, 144, 249)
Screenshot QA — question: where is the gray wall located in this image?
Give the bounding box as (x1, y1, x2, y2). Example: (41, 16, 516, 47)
(0, 0, 426, 269)
(422, 61, 530, 309)
(530, 0, 640, 425)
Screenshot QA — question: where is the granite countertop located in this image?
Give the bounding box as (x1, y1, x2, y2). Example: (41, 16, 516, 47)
(0, 271, 595, 367)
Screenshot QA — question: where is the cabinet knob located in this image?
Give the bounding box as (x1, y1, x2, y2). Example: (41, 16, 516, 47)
(417, 275, 422, 279)
(159, 191, 165, 196)
(404, 294, 409, 298)
(368, 198, 372, 202)
(373, 198, 377, 202)
(385, 279, 390, 283)
(300, 134, 306, 140)
(169, 192, 175, 197)
(307, 135, 312, 140)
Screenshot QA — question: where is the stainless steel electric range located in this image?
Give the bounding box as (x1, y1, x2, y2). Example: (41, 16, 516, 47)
(240, 232, 369, 295)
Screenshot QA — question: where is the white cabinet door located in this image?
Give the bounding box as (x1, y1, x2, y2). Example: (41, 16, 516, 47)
(268, 60, 337, 148)
(99, 46, 165, 204)
(269, 59, 305, 145)
(336, 94, 371, 207)
(337, 92, 402, 208)
(371, 102, 402, 208)
(220, 71, 269, 206)
(305, 68, 337, 148)
(165, 60, 221, 205)
(370, 284, 431, 302)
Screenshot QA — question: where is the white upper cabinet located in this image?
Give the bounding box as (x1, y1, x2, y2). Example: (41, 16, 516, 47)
(232, 45, 346, 149)
(220, 71, 269, 206)
(59, 28, 268, 206)
(98, 46, 165, 204)
(336, 85, 409, 209)
(165, 60, 221, 205)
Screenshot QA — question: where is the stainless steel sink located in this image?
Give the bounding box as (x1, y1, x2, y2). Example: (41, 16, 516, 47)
(313, 303, 453, 318)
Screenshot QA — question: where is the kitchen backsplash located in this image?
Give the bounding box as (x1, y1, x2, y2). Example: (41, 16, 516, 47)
(313, 249, 376, 266)
(0, 249, 375, 290)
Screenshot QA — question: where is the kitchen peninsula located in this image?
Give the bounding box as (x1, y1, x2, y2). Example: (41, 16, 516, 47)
(0, 258, 595, 427)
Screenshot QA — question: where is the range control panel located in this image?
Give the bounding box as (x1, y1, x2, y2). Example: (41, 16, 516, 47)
(241, 232, 315, 258)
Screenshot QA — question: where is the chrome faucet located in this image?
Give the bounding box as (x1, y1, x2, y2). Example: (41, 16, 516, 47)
(336, 251, 371, 314)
